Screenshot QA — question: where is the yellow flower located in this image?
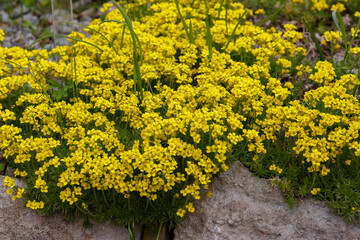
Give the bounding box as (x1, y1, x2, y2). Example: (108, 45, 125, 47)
(6, 188, 13, 195)
(3, 176, 15, 188)
(0, 29, 4, 43)
(355, 11, 360, 18)
(26, 200, 44, 209)
(284, 82, 294, 89)
(311, 188, 321, 195)
(331, 3, 346, 13)
(100, 3, 113, 12)
(16, 188, 25, 199)
(345, 160, 351, 165)
(311, 0, 328, 11)
(269, 164, 277, 171)
(176, 208, 186, 217)
(205, 191, 213, 198)
(255, 9, 265, 15)
(185, 202, 195, 213)
(350, 47, 360, 55)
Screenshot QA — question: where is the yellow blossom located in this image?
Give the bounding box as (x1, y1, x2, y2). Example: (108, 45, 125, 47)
(311, 188, 321, 195)
(176, 208, 186, 217)
(331, 3, 346, 13)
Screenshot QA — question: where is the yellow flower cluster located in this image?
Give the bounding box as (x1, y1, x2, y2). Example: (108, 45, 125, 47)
(331, 3, 346, 12)
(1, 0, 359, 222)
(289, 0, 357, 15)
(258, 61, 360, 177)
(100, 3, 114, 12)
(311, 0, 328, 11)
(3, 176, 25, 201)
(311, 188, 321, 195)
(0, 29, 4, 43)
(269, 164, 283, 174)
(350, 47, 360, 55)
(26, 200, 45, 210)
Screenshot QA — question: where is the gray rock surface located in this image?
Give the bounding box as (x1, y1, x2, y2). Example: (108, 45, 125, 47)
(0, 10, 10, 23)
(1, 161, 360, 240)
(174, 161, 360, 240)
(0, 176, 139, 240)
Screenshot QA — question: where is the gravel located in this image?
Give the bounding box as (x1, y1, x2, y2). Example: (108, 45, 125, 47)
(0, 3, 101, 49)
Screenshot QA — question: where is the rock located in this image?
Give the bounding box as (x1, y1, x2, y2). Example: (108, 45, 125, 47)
(0, 10, 10, 23)
(174, 161, 360, 240)
(0, 176, 140, 240)
(12, 6, 30, 19)
(23, 13, 40, 26)
(5, 165, 16, 177)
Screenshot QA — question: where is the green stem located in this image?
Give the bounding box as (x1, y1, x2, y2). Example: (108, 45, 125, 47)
(174, 0, 194, 44)
(102, 190, 110, 207)
(26, 34, 104, 52)
(223, 10, 247, 52)
(111, 0, 143, 101)
(128, 220, 136, 240)
(156, 222, 163, 240)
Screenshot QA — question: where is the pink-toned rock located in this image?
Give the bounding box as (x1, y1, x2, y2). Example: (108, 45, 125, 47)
(174, 161, 360, 240)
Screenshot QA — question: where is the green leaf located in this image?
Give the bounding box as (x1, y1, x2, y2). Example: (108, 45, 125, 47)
(256, 7, 281, 26)
(332, 11, 347, 50)
(224, 9, 247, 52)
(303, 18, 325, 61)
(48, 79, 60, 89)
(53, 89, 67, 100)
(174, 0, 194, 44)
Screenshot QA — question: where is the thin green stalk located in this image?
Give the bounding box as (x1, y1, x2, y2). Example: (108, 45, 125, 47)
(26, 34, 104, 52)
(72, 48, 78, 101)
(225, 2, 228, 35)
(217, 0, 225, 19)
(128, 221, 136, 240)
(65, 21, 120, 56)
(93, 188, 99, 203)
(332, 11, 347, 51)
(223, 9, 247, 52)
(204, 0, 213, 59)
(100, 19, 143, 64)
(332, 10, 348, 74)
(303, 18, 325, 61)
(255, 7, 281, 26)
(111, 0, 143, 101)
(102, 190, 110, 207)
(256, 0, 285, 26)
(341, 17, 360, 72)
(174, 0, 194, 44)
(156, 222, 163, 240)
(349, 18, 360, 52)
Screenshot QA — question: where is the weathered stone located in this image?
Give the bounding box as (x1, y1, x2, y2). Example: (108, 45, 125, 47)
(0, 10, 10, 23)
(0, 176, 140, 240)
(4, 165, 16, 177)
(23, 13, 40, 26)
(174, 161, 360, 240)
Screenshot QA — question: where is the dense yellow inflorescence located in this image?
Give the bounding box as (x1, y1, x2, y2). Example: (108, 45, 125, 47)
(0, 0, 359, 221)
